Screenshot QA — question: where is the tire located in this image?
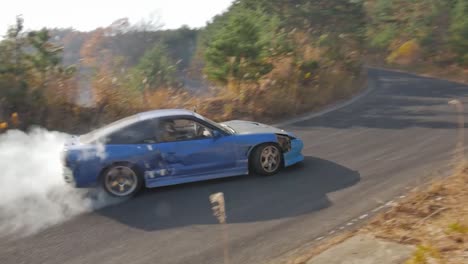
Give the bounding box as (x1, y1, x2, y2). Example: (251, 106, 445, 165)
(101, 163, 143, 197)
(250, 143, 283, 176)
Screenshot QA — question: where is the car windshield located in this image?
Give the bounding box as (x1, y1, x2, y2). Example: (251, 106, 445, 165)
(194, 113, 235, 134)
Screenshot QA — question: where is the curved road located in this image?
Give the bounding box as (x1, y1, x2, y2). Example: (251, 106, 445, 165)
(1, 68, 467, 264)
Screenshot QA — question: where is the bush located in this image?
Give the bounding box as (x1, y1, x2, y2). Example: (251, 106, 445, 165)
(369, 25, 397, 50)
(386, 39, 421, 65)
(450, 0, 468, 63)
(459, 53, 468, 67)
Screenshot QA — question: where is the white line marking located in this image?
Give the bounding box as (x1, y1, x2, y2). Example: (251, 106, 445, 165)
(315, 236, 324, 241)
(359, 214, 368, 220)
(372, 206, 385, 212)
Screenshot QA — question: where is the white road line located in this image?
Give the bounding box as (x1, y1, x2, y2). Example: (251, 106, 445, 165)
(372, 205, 385, 212)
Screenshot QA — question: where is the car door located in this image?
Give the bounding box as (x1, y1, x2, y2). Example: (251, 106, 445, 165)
(104, 118, 162, 170)
(153, 117, 238, 179)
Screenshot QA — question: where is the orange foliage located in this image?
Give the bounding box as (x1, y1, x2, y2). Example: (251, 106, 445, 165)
(80, 29, 106, 67)
(11, 112, 19, 127)
(0, 122, 7, 130)
(145, 89, 198, 110)
(387, 39, 421, 65)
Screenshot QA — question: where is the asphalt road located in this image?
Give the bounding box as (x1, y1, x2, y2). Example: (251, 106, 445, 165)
(1, 68, 467, 264)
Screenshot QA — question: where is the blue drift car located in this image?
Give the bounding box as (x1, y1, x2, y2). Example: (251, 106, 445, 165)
(63, 109, 304, 197)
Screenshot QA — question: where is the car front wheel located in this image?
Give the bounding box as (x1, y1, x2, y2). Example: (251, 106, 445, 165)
(102, 164, 143, 197)
(251, 143, 283, 176)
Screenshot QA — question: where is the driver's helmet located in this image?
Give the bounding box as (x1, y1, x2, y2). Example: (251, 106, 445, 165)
(163, 120, 176, 133)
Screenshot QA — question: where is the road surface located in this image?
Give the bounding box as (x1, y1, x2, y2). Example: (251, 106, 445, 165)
(1, 68, 467, 264)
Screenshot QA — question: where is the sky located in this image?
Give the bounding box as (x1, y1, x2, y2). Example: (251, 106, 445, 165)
(0, 0, 234, 34)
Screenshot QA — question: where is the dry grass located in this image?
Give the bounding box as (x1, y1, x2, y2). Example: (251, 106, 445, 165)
(0, 59, 366, 135)
(362, 166, 468, 264)
(194, 65, 366, 124)
(282, 231, 357, 264)
(386, 40, 422, 65)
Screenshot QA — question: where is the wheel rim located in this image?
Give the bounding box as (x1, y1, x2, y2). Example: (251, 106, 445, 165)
(260, 145, 281, 173)
(104, 166, 138, 197)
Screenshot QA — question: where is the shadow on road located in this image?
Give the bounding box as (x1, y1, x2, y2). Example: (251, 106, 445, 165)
(290, 69, 468, 130)
(97, 156, 360, 231)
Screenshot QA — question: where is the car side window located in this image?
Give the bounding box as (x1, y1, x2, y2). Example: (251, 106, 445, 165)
(106, 119, 159, 144)
(158, 118, 213, 143)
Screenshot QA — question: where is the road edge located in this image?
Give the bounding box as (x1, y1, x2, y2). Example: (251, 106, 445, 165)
(273, 72, 376, 127)
(273, 66, 467, 128)
(366, 65, 468, 86)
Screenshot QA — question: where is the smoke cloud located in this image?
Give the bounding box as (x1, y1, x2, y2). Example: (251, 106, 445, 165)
(0, 128, 120, 237)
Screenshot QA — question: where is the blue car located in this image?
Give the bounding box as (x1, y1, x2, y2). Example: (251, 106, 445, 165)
(63, 109, 304, 197)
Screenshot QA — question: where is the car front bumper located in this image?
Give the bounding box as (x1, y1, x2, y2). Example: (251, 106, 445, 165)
(284, 138, 304, 167)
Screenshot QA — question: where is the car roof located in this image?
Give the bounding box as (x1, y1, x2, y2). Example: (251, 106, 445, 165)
(137, 109, 196, 120)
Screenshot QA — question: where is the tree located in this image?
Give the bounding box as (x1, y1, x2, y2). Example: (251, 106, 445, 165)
(80, 28, 108, 68)
(131, 11, 163, 32)
(133, 43, 177, 91)
(203, 8, 274, 91)
(0, 17, 33, 116)
(1, 16, 27, 80)
(24, 28, 77, 104)
(0, 17, 78, 128)
(450, 0, 468, 65)
(26, 29, 63, 87)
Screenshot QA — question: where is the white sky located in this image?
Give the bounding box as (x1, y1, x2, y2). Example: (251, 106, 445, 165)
(0, 0, 234, 34)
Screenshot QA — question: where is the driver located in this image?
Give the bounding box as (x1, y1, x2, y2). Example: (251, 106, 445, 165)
(159, 120, 177, 142)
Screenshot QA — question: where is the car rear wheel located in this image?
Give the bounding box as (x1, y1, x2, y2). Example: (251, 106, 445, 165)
(251, 143, 283, 176)
(102, 164, 143, 197)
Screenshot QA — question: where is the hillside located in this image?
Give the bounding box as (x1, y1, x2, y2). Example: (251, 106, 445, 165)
(0, 0, 467, 132)
(364, 0, 468, 81)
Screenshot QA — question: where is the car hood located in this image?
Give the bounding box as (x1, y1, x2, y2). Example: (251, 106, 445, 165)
(221, 120, 295, 138)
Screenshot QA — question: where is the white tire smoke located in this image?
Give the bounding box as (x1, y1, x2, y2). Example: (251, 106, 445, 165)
(0, 128, 120, 237)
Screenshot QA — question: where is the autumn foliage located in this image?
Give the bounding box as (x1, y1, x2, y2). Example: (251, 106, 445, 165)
(2, 0, 465, 133)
